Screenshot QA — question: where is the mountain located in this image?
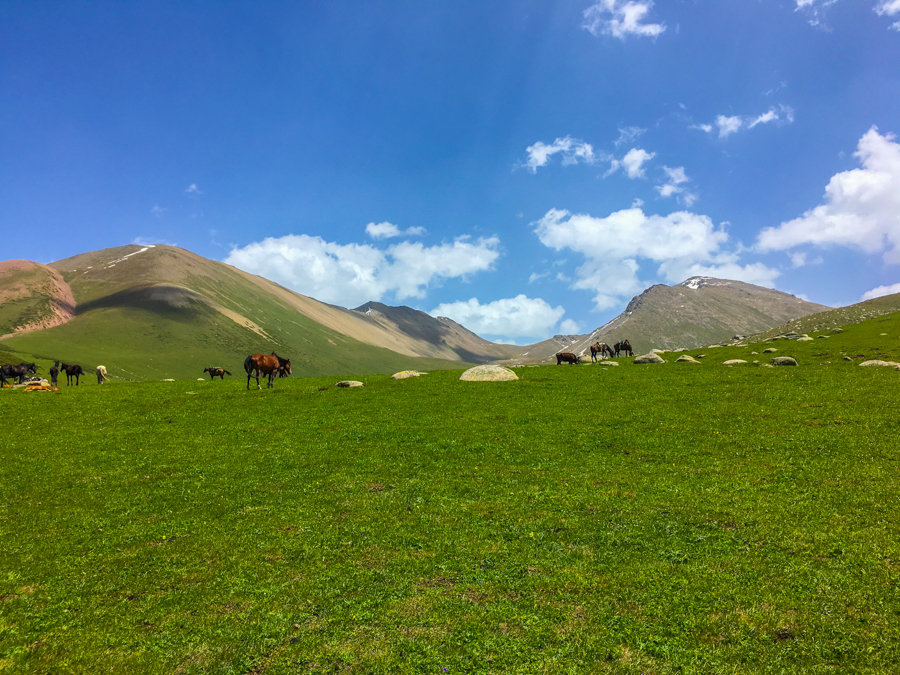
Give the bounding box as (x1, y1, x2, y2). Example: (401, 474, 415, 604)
(745, 291, 900, 342)
(560, 276, 830, 356)
(0, 260, 75, 338)
(0, 244, 517, 379)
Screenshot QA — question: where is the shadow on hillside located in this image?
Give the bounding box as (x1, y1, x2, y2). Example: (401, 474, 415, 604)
(74, 285, 208, 319)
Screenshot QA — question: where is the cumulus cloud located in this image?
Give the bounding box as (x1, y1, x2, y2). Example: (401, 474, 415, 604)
(694, 106, 795, 138)
(522, 136, 599, 172)
(656, 166, 697, 206)
(430, 295, 566, 340)
(756, 126, 900, 263)
(614, 126, 646, 147)
(365, 221, 426, 239)
(861, 282, 900, 300)
(621, 148, 655, 178)
(533, 207, 779, 310)
(875, 0, 900, 29)
(795, 0, 838, 28)
(225, 233, 500, 308)
(582, 1, 665, 40)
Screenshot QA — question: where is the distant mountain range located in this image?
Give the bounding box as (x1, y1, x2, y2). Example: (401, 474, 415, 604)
(0, 245, 852, 379)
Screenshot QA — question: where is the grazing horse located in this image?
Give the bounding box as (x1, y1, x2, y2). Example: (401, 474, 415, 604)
(590, 342, 613, 362)
(96, 365, 108, 384)
(614, 340, 634, 358)
(60, 363, 85, 386)
(1, 362, 37, 384)
(203, 367, 231, 380)
(244, 353, 291, 390)
(49, 360, 60, 386)
(556, 352, 580, 365)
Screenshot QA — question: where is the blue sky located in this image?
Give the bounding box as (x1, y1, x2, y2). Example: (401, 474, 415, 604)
(2, 1, 899, 343)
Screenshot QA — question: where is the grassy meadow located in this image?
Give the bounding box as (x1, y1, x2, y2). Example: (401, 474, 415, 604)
(1, 316, 899, 673)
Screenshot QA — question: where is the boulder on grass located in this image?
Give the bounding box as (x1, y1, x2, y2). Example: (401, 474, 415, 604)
(723, 359, 747, 365)
(763, 348, 778, 353)
(770, 356, 798, 366)
(634, 353, 666, 364)
(675, 355, 700, 364)
(336, 380, 364, 388)
(459, 365, 518, 382)
(392, 371, 425, 379)
(859, 360, 900, 368)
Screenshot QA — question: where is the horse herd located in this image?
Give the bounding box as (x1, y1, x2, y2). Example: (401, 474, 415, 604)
(556, 339, 633, 365)
(207, 353, 293, 390)
(0, 360, 95, 387)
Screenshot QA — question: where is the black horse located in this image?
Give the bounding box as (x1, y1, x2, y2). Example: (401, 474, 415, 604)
(1, 362, 37, 385)
(614, 340, 634, 358)
(203, 367, 232, 380)
(60, 362, 85, 386)
(556, 352, 581, 365)
(49, 360, 60, 386)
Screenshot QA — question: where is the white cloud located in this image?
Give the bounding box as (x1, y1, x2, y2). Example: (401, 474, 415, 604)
(533, 207, 779, 310)
(583, 1, 666, 40)
(795, 0, 838, 27)
(522, 136, 599, 172)
(185, 184, 202, 195)
(151, 204, 166, 218)
(528, 271, 549, 283)
(694, 106, 795, 138)
(716, 115, 744, 138)
(365, 221, 426, 239)
(225, 233, 500, 308)
(559, 319, 582, 334)
(132, 236, 177, 246)
(655, 165, 697, 205)
(614, 126, 646, 147)
(621, 148, 655, 178)
(861, 282, 900, 300)
(756, 126, 900, 263)
(875, 0, 900, 29)
(430, 295, 566, 340)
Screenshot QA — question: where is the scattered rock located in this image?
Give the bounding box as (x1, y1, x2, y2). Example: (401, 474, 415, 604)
(763, 348, 778, 353)
(797, 337, 814, 342)
(197, 378, 205, 381)
(163, 379, 175, 382)
(723, 359, 747, 365)
(751, 351, 759, 355)
(817, 335, 829, 339)
(634, 353, 666, 364)
(880, 333, 888, 336)
(335, 380, 364, 388)
(843, 356, 853, 361)
(696, 354, 707, 359)
(859, 360, 900, 368)
(391, 371, 424, 379)
(675, 355, 700, 364)
(651, 349, 667, 354)
(599, 361, 619, 366)
(459, 365, 518, 382)
(830, 328, 843, 334)
(770, 356, 798, 367)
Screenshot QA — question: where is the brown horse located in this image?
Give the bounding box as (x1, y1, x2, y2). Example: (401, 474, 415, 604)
(244, 353, 291, 390)
(203, 367, 231, 380)
(613, 340, 633, 358)
(556, 352, 580, 365)
(590, 342, 613, 362)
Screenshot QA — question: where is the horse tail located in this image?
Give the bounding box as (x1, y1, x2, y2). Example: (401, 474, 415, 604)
(244, 355, 253, 374)
(223, 370, 231, 376)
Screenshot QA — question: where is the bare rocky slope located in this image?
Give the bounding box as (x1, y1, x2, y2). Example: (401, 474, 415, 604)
(558, 277, 829, 357)
(0, 260, 75, 338)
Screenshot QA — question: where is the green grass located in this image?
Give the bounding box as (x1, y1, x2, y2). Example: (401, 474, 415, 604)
(2, 315, 899, 673)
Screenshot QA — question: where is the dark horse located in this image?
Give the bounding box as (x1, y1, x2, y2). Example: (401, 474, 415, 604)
(60, 362, 85, 386)
(203, 367, 232, 380)
(49, 360, 60, 386)
(590, 342, 613, 362)
(556, 352, 581, 365)
(244, 353, 291, 390)
(614, 340, 634, 358)
(1, 362, 37, 385)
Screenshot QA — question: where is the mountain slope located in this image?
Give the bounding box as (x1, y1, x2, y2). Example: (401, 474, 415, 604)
(0, 260, 75, 337)
(1, 245, 482, 379)
(562, 277, 829, 356)
(746, 292, 900, 341)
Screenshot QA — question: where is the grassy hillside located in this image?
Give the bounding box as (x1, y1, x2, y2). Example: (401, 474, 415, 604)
(1, 321, 898, 673)
(0, 262, 72, 336)
(1, 246, 470, 379)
